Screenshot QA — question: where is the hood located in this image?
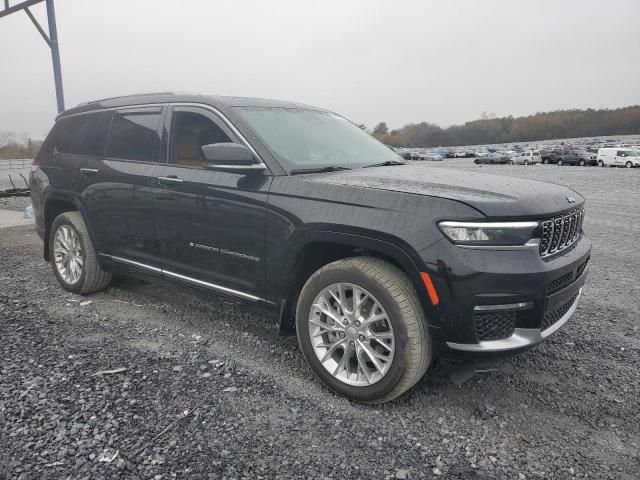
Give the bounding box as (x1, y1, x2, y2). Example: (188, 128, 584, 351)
(306, 165, 584, 218)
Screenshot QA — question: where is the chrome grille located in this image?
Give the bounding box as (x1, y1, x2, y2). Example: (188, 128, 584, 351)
(539, 206, 584, 257)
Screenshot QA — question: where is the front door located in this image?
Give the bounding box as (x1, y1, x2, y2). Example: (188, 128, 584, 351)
(152, 105, 271, 301)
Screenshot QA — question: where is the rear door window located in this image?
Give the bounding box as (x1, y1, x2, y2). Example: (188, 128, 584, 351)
(105, 108, 163, 162)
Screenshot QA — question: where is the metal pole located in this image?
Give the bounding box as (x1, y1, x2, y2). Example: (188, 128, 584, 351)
(45, 0, 64, 112)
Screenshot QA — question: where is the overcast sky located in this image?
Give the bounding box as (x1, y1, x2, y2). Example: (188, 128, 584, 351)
(1, 0, 639, 138)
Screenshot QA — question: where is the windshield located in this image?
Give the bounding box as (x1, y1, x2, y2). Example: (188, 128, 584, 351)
(235, 107, 400, 171)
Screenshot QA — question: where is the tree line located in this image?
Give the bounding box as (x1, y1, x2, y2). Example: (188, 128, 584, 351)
(370, 105, 640, 147)
(0, 131, 42, 159)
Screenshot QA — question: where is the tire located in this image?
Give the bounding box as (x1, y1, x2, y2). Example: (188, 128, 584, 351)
(49, 211, 112, 294)
(524, 160, 529, 165)
(625, 161, 633, 168)
(598, 160, 604, 167)
(579, 159, 585, 166)
(542, 158, 548, 164)
(557, 159, 564, 166)
(295, 257, 430, 403)
(509, 160, 515, 165)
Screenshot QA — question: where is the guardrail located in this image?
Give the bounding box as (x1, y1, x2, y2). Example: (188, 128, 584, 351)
(0, 159, 32, 170)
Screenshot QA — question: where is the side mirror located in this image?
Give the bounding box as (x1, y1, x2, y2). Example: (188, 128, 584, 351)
(201, 143, 265, 173)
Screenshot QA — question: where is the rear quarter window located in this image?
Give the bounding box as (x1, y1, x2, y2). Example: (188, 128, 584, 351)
(43, 112, 109, 157)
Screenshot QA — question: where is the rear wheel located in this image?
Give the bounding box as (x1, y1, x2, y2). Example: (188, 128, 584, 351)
(579, 159, 586, 166)
(509, 160, 515, 165)
(598, 160, 604, 167)
(557, 159, 564, 166)
(49, 212, 112, 294)
(524, 160, 529, 165)
(296, 258, 430, 403)
(625, 161, 633, 168)
(541, 158, 548, 164)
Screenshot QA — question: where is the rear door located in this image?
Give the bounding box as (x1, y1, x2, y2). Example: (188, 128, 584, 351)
(79, 106, 166, 270)
(151, 105, 271, 301)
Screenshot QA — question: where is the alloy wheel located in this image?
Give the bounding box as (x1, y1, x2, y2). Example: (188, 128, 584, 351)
(308, 283, 395, 386)
(53, 225, 84, 285)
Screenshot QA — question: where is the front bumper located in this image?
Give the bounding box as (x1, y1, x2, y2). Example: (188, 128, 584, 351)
(446, 287, 583, 352)
(420, 234, 591, 356)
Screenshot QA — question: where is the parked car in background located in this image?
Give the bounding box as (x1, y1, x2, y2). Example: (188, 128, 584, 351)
(409, 150, 427, 161)
(389, 146, 412, 160)
(556, 148, 597, 166)
(540, 148, 562, 164)
(474, 153, 510, 164)
(509, 150, 540, 165)
(597, 148, 640, 168)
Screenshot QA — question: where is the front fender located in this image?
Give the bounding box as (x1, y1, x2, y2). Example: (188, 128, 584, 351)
(273, 227, 442, 332)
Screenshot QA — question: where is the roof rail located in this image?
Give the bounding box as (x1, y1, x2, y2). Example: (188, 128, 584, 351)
(76, 92, 176, 107)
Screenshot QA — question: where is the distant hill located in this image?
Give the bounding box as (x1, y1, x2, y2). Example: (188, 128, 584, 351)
(372, 105, 640, 147)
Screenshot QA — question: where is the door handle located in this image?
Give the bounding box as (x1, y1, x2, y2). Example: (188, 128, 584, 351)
(157, 176, 184, 184)
(80, 168, 99, 176)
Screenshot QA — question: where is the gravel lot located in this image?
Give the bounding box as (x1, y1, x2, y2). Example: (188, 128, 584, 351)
(1, 162, 638, 479)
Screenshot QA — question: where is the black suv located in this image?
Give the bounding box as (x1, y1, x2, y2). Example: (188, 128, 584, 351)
(555, 147, 598, 166)
(540, 148, 562, 164)
(30, 93, 591, 403)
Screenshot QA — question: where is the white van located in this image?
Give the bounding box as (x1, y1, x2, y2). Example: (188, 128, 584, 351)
(597, 148, 640, 168)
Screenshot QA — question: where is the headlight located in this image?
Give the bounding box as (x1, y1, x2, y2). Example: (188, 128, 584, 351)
(438, 221, 540, 246)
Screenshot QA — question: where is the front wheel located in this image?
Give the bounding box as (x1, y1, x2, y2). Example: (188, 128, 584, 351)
(541, 158, 548, 164)
(557, 159, 564, 166)
(49, 212, 112, 294)
(295, 258, 431, 403)
(524, 160, 530, 165)
(579, 159, 585, 166)
(509, 160, 515, 165)
(598, 160, 604, 167)
(626, 161, 633, 168)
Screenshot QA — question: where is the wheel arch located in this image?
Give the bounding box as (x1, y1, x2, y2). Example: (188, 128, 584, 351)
(276, 229, 434, 334)
(42, 190, 90, 261)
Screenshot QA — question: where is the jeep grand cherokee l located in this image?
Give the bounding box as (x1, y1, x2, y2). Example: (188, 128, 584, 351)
(30, 93, 591, 403)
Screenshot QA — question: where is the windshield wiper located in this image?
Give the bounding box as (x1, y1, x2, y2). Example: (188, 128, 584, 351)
(289, 166, 352, 175)
(362, 160, 406, 168)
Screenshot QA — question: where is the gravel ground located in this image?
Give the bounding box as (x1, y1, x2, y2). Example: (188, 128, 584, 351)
(1, 168, 31, 212)
(1, 162, 638, 479)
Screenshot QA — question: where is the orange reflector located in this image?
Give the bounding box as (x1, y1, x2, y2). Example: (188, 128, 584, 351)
(420, 272, 440, 306)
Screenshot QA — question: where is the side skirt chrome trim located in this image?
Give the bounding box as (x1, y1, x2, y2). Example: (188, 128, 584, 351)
(447, 289, 582, 352)
(100, 254, 264, 302)
(105, 254, 162, 274)
(162, 269, 262, 302)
